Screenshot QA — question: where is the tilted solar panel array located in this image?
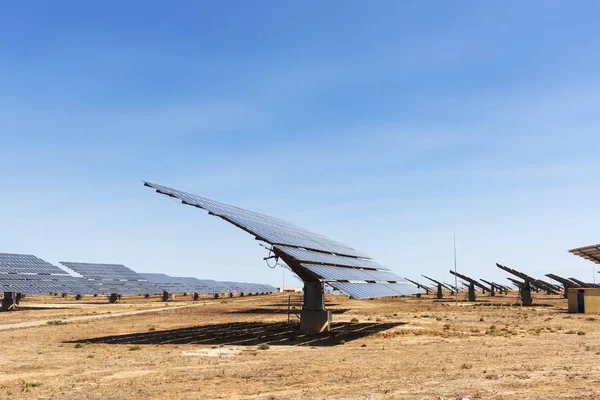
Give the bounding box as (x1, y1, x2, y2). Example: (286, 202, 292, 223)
(0, 253, 92, 294)
(569, 244, 600, 265)
(60, 262, 158, 294)
(144, 181, 420, 299)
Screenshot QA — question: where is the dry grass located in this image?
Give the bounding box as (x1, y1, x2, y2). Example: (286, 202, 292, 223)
(0, 292, 598, 399)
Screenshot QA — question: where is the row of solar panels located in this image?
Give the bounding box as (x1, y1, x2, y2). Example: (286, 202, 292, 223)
(0, 253, 276, 295)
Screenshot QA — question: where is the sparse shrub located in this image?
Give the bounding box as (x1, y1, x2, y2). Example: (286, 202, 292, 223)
(148, 327, 156, 331)
(24, 381, 41, 388)
(393, 313, 398, 317)
(339, 340, 346, 345)
(350, 318, 359, 323)
(565, 330, 576, 334)
(258, 344, 270, 350)
(361, 344, 367, 347)
(129, 345, 141, 351)
(585, 317, 596, 322)
(87, 355, 94, 359)
(74, 343, 84, 349)
(461, 363, 473, 370)
(577, 331, 586, 336)
(375, 318, 382, 322)
(436, 317, 442, 321)
(479, 317, 484, 322)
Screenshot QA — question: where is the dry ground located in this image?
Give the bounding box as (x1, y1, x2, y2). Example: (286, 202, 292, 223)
(0, 291, 599, 400)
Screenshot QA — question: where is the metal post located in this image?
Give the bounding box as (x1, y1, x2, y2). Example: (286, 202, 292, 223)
(454, 235, 458, 305)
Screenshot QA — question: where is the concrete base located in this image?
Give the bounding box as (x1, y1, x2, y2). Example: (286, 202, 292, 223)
(300, 310, 332, 334)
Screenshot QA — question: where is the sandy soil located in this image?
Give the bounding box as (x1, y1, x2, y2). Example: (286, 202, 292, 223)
(0, 291, 598, 400)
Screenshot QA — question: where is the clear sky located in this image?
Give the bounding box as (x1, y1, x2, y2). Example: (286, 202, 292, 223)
(1, 1, 600, 288)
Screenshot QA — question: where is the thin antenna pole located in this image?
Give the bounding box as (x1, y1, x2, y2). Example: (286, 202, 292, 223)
(454, 235, 458, 305)
(282, 263, 285, 292)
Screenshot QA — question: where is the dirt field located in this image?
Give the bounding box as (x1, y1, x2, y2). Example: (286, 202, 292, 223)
(0, 291, 598, 400)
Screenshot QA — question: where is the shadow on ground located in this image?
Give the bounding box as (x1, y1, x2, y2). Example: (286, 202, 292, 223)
(228, 308, 349, 315)
(73, 321, 406, 347)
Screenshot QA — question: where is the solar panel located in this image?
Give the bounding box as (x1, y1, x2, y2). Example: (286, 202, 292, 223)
(0, 253, 92, 295)
(144, 181, 368, 258)
(328, 282, 416, 299)
(144, 182, 420, 299)
(140, 273, 196, 293)
(60, 262, 158, 294)
(0, 253, 70, 275)
(301, 264, 400, 282)
(569, 244, 600, 265)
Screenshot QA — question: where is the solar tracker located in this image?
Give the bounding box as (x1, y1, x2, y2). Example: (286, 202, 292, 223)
(144, 181, 420, 332)
(0, 253, 70, 275)
(0, 253, 91, 304)
(495, 263, 560, 295)
(140, 273, 195, 294)
(143, 182, 419, 298)
(60, 262, 158, 295)
(569, 244, 600, 265)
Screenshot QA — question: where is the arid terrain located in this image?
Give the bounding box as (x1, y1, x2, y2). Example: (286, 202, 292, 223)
(0, 291, 598, 400)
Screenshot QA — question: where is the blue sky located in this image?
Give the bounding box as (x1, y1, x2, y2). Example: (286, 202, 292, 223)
(1, 1, 600, 288)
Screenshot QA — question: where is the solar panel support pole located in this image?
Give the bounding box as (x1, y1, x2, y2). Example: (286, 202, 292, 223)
(300, 281, 331, 334)
(161, 291, 170, 302)
(193, 292, 199, 301)
(1, 292, 18, 311)
(436, 283, 443, 300)
(521, 281, 533, 306)
(468, 283, 476, 302)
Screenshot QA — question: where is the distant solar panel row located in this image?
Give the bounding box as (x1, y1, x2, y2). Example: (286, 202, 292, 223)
(141, 273, 276, 294)
(0, 272, 91, 294)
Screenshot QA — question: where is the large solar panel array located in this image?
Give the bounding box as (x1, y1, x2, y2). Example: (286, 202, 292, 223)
(144, 181, 420, 299)
(569, 244, 600, 265)
(0, 253, 91, 294)
(60, 262, 159, 295)
(141, 273, 276, 294)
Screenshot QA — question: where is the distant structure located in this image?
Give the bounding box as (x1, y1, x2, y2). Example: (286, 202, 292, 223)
(567, 244, 600, 313)
(449, 270, 487, 301)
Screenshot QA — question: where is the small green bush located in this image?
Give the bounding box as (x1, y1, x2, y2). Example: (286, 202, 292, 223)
(129, 345, 141, 351)
(577, 331, 586, 336)
(350, 317, 359, 323)
(74, 343, 84, 349)
(257, 343, 270, 350)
